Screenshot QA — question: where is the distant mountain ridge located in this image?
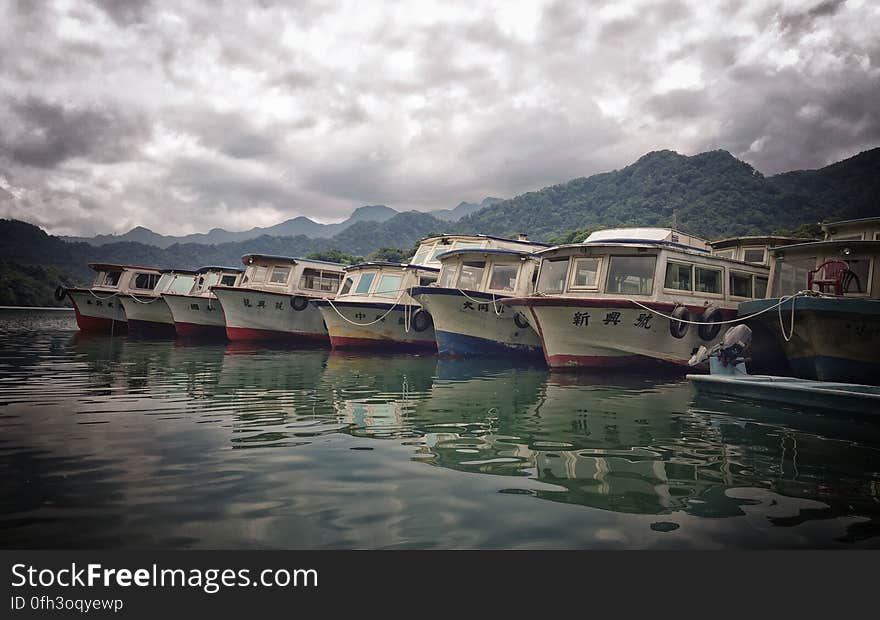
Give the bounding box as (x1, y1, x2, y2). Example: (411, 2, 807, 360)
(63, 200, 496, 248)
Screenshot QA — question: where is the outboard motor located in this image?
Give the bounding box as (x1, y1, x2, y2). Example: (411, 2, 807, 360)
(688, 324, 752, 376)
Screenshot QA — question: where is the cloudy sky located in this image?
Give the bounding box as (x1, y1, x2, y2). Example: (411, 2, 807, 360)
(0, 0, 877, 236)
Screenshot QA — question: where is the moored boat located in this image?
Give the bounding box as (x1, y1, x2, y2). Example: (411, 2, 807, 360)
(410, 248, 544, 357)
(117, 269, 198, 337)
(163, 266, 244, 339)
(60, 263, 164, 334)
(738, 217, 880, 384)
(314, 261, 440, 351)
(501, 228, 773, 369)
(211, 254, 346, 343)
(315, 233, 548, 352)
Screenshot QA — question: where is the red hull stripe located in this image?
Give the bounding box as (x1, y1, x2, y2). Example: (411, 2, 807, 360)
(225, 326, 328, 343)
(329, 335, 437, 351)
(73, 306, 126, 332)
(503, 297, 737, 317)
(174, 322, 227, 339)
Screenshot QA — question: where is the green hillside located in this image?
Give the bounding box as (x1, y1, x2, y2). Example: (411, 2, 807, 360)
(455, 148, 880, 239)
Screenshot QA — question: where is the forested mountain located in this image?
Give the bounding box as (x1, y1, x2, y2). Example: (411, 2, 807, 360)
(455, 148, 880, 239)
(2, 147, 878, 306)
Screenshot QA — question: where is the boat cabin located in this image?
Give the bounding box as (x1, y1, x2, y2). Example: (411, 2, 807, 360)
(188, 266, 244, 297)
(234, 254, 346, 296)
(434, 249, 539, 297)
(532, 228, 769, 303)
(822, 217, 880, 242)
(89, 263, 164, 294)
(767, 238, 880, 298)
(409, 234, 550, 269)
(336, 262, 439, 305)
(708, 236, 805, 266)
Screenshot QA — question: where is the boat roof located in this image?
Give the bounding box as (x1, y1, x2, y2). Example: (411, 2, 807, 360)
(580, 227, 710, 252)
(821, 216, 880, 230)
(708, 235, 808, 248)
(88, 262, 162, 272)
(159, 268, 199, 275)
(240, 254, 346, 268)
(435, 248, 536, 261)
(344, 261, 441, 273)
(419, 233, 551, 248)
(196, 265, 245, 274)
(771, 239, 880, 255)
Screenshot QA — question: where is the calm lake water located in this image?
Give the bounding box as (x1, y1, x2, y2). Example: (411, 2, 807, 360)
(1, 307, 879, 549)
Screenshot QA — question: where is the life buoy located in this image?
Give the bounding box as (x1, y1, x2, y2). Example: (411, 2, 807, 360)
(669, 305, 690, 339)
(514, 311, 530, 330)
(290, 295, 309, 311)
(54, 285, 66, 301)
(697, 306, 723, 341)
(412, 309, 432, 332)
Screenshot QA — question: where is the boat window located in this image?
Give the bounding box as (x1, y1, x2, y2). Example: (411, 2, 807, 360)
(606, 256, 656, 295)
(375, 274, 403, 298)
(875, 233, 880, 240)
(664, 262, 692, 291)
(133, 273, 160, 290)
(774, 257, 815, 296)
(457, 261, 486, 290)
(299, 268, 341, 292)
(570, 258, 600, 289)
(843, 257, 871, 295)
(220, 274, 237, 287)
(755, 276, 768, 298)
(488, 264, 519, 293)
(695, 266, 722, 294)
(339, 276, 356, 296)
(354, 272, 376, 295)
(269, 265, 291, 284)
(833, 234, 863, 241)
(537, 258, 570, 294)
(742, 248, 766, 264)
(437, 264, 458, 288)
(430, 244, 456, 262)
(411, 245, 432, 266)
(730, 271, 753, 297)
(102, 271, 121, 287)
(169, 275, 194, 294)
(251, 265, 268, 283)
(419, 275, 437, 286)
(714, 249, 735, 260)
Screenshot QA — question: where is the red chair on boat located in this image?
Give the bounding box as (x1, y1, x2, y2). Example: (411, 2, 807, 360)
(807, 260, 850, 295)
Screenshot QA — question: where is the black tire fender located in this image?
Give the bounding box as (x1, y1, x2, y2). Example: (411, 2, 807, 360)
(291, 295, 309, 311)
(412, 309, 432, 332)
(697, 306, 723, 341)
(514, 311, 530, 330)
(54, 285, 67, 301)
(669, 304, 690, 339)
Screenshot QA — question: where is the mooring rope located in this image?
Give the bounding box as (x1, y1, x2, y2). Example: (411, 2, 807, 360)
(625, 290, 813, 327)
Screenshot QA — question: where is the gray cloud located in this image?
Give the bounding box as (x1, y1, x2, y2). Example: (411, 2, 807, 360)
(0, 0, 876, 236)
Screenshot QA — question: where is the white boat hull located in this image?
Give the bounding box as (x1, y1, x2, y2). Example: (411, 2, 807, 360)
(412, 288, 541, 356)
(67, 288, 126, 332)
(504, 299, 736, 369)
(118, 295, 176, 337)
(315, 300, 436, 350)
(213, 287, 328, 343)
(164, 293, 227, 338)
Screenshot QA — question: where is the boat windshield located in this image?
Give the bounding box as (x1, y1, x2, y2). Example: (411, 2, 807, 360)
(487, 263, 518, 293)
(606, 256, 656, 295)
(537, 258, 569, 294)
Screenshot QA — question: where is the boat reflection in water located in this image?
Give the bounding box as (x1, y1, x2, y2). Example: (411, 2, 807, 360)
(2, 324, 872, 547)
(322, 358, 880, 532)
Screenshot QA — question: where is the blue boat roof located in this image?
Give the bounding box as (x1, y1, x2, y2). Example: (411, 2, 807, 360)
(196, 265, 245, 274)
(345, 261, 441, 272)
(434, 248, 536, 260)
(240, 254, 346, 268)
